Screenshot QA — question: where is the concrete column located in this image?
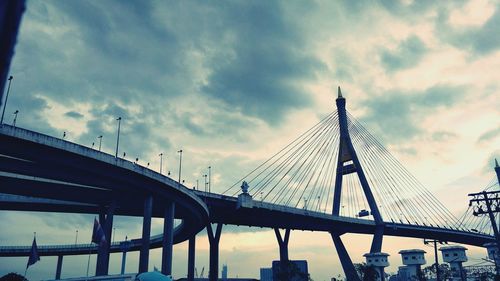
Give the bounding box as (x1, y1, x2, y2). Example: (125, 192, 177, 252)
(121, 251, 127, 275)
(55, 255, 63, 280)
(274, 228, 290, 280)
(187, 236, 196, 281)
(96, 203, 115, 276)
(161, 201, 175, 276)
(120, 239, 131, 274)
(139, 194, 153, 273)
(331, 232, 361, 281)
(207, 223, 223, 281)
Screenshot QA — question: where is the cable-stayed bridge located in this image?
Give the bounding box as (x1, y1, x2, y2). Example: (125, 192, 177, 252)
(0, 89, 497, 281)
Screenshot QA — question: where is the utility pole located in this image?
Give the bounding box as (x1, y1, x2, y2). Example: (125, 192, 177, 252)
(469, 160, 500, 276)
(424, 239, 446, 281)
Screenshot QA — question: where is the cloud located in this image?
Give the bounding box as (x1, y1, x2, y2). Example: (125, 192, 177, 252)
(201, 1, 323, 125)
(380, 35, 428, 72)
(64, 111, 84, 119)
(477, 126, 500, 144)
(359, 84, 466, 143)
(437, 4, 500, 55)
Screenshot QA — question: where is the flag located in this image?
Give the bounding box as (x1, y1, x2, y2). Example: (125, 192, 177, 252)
(26, 237, 40, 269)
(92, 217, 106, 245)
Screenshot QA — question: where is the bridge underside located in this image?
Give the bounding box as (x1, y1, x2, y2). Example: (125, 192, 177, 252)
(0, 126, 209, 244)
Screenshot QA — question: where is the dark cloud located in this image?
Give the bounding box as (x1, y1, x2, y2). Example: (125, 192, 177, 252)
(358, 85, 466, 143)
(201, 1, 323, 125)
(64, 111, 84, 119)
(380, 35, 427, 72)
(436, 4, 500, 55)
(477, 126, 500, 144)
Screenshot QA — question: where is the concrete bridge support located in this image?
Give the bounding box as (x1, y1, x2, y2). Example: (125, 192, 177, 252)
(96, 202, 116, 276)
(330, 232, 361, 281)
(121, 250, 127, 274)
(55, 255, 63, 280)
(139, 195, 153, 273)
(187, 236, 196, 281)
(207, 223, 223, 281)
(161, 201, 175, 276)
(274, 228, 291, 279)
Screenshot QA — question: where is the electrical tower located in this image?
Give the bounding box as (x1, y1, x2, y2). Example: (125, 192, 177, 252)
(469, 159, 500, 275)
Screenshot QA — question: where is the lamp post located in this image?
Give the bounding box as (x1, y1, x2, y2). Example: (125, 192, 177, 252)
(115, 117, 122, 158)
(203, 174, 208, 192)
(159, 153, 164, 174)
(208, 166, 212, 193)
(98, 135, 103, 151)
(75, 230, 78, 245)
(177, 149, 183, 184)
(12, 110, 18, 126)
(0, 75, 13, 125)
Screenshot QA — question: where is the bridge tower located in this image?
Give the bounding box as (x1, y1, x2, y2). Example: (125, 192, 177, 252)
(331, 87, 386, 281)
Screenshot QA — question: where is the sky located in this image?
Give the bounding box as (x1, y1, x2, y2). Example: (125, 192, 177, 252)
(0, 0, 499, 280)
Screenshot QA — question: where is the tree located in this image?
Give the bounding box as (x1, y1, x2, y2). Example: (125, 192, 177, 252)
(0, 273, 28, 281)
(274, 261, 309, 281)
(354, 263, 379, 281)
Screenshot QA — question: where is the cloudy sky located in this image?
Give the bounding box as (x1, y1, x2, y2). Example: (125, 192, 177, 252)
(1, 0, 499, 280)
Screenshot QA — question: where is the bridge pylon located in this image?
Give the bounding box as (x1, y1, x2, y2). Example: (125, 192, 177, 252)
(331, 87, 386, 280)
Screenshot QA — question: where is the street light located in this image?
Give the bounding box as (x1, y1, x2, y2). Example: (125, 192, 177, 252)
(159, 153, 164, 174)
(12, 110, 18, 127)
(203, 174, 208, 192)
(208, 166, 212, 193)
(115, 117, 122, 158)
(98, 135, 103, 151)
(75, 230, 78, 245)
(177, 149, 183, 184)
(0, 75, 13, 125)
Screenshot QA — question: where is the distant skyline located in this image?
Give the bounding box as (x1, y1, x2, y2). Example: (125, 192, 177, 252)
(1, 0, 499, 280)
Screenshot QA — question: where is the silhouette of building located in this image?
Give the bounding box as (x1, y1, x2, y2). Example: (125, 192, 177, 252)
(260, 268, 273, 281)
(222, 264, 228, 279)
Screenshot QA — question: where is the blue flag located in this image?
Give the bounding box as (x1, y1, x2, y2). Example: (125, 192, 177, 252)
(26, 237, 40, 269)
(92, 217, 106, 245)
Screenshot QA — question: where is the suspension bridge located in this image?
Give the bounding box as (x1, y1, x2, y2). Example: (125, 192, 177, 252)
(0, 88, 497, 281)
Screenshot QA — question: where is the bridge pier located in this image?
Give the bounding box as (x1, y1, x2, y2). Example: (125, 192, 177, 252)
(161, 201, 175, 276)
(274, 228, 290, 280)
(207, 223, 223, 281)
(187, 235, 196, 281)
(330, 232, 361, 281)
(139, 194, 153, 273)
(55, 255, 63, 279)
(96, 202, 115, 276)
(121, 250, 127, 274)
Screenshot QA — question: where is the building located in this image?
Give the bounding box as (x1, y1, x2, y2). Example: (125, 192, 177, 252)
(222, 264, 228, 280)
(260, 268, 273, 281)
(363, 252, 390, 281)
(397, 249, 426, 281)
(440, 245, 467, 281)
